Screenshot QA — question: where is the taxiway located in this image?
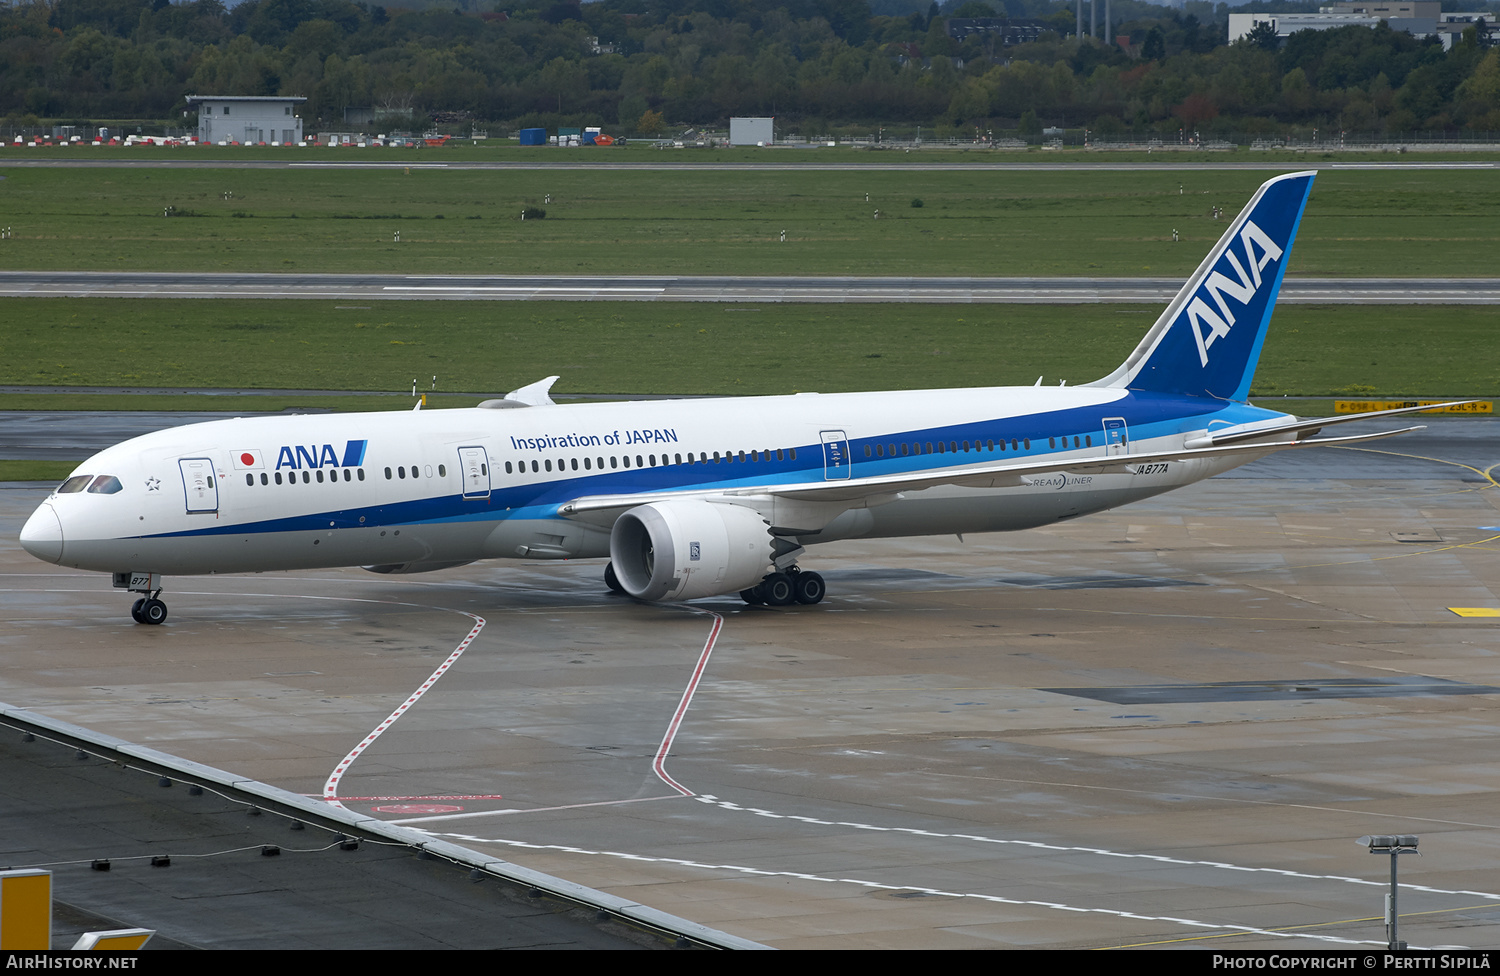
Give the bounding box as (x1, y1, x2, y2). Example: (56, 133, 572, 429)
(1, 270, 1497, 304)
(2, 421, 1497, 949)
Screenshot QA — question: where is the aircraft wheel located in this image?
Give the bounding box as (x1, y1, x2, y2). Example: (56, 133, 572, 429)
(761, 572, 795, 607)
(130, 599, 146, 624)
(603, 562, 624, 594)
(793, 571, 825, 605)
(740, 586, 765, 605)
(140, 599, 168, 626)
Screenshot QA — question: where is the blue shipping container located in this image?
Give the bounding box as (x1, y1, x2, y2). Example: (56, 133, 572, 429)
(518, 128, 546, 146)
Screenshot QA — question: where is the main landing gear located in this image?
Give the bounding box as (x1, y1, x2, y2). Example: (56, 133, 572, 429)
(740, 567, 825, 607)
(600, 561, 826, 606)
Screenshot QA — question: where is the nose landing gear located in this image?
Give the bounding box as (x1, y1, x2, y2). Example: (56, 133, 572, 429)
(114, 572, 168, 625)
(130, 596, 169, 625)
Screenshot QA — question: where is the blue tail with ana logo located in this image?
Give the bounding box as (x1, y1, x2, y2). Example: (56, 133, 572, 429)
(1091, 171, 1316, 403)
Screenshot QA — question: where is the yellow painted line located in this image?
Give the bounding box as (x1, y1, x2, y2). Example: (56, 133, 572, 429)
(1450, 608, 1500, 617)
(1335, 399, 1492, 414)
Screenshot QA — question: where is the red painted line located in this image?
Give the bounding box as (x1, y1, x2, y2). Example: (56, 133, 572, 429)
(320, 611, 486, 810)
(652, 608, 724, 797)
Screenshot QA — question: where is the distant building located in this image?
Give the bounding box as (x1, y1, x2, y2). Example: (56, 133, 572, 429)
(186, 95, 306, 145)
(729, 117, 774, 146)
(1323, 1, 1439, 17)
(945, 18, 1055, 46)
(1230, 2, 1494, 49)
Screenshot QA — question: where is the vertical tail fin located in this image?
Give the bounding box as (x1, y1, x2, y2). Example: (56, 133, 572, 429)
(1090, 171, 1316, 402)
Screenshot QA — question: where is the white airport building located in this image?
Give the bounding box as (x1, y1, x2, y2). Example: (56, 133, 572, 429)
(1229, 1, 1496, 49)
(186, 95, 306, 145)
(729, 117, 774, 146)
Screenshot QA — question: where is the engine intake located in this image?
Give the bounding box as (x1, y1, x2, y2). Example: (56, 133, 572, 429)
(609, 501, 774, 601)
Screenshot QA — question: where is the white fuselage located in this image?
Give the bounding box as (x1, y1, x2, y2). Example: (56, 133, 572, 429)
(21, 384, 1273, 579)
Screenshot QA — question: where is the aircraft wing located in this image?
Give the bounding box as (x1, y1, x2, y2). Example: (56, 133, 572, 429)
(556, 423, 1424, 520)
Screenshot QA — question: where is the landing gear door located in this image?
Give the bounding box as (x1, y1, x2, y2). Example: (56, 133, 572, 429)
(820, 430, 851, 481)
(178, 458, 218, 514)
(1102, 418, 1129, 456)
(458, 446, 490, 499)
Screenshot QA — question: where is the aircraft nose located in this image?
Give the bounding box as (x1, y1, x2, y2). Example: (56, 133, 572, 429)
(20, 503, 64, 564)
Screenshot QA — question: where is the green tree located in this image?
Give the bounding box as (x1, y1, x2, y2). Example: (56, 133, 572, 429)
(1243, 21, 1278, 52)
(1142, 27, 1165, 61)
(636, 107, 665, 135)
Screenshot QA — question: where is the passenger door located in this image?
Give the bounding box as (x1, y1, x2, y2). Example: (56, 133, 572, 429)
(178, 458, 219, 514)
(1102, 418, 1129, 456)
(458, 446, 491, 499)
(820, 430, 851, 481)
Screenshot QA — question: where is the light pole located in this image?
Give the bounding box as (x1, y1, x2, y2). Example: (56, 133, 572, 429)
(1360, 834, 1419, 950)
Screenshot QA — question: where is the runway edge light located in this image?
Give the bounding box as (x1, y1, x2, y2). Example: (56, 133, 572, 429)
(0, 869, 51, 950)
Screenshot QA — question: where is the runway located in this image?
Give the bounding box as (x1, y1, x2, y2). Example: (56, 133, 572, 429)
(3, 270, 1498, 304)
(3, 419, 1498, 949)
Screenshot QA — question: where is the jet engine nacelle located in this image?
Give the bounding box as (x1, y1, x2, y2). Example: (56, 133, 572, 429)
(609, 500, 774, 602)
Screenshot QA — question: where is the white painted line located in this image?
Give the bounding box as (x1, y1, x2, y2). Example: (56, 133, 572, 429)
(382, 286, 665, 294)
(387, 793, 683, 825)
(691, 795, 1500, 902)
(424, 830, 1388, 947)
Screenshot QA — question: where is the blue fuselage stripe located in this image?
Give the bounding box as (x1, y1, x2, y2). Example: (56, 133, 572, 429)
(139, 396, 1276, 541)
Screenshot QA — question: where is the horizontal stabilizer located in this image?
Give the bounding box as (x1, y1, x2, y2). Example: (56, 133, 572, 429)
(1184, 400, 1478, 448)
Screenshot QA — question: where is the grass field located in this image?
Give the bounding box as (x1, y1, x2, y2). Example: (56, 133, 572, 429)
(1, 165, 1496, 276)
(3, 298, 1493, 400)
(2, 159, 1491, 478)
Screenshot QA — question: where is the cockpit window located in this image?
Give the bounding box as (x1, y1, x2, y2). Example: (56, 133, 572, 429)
(58, 475, 91, 493)
(86, 475, 124, 494)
